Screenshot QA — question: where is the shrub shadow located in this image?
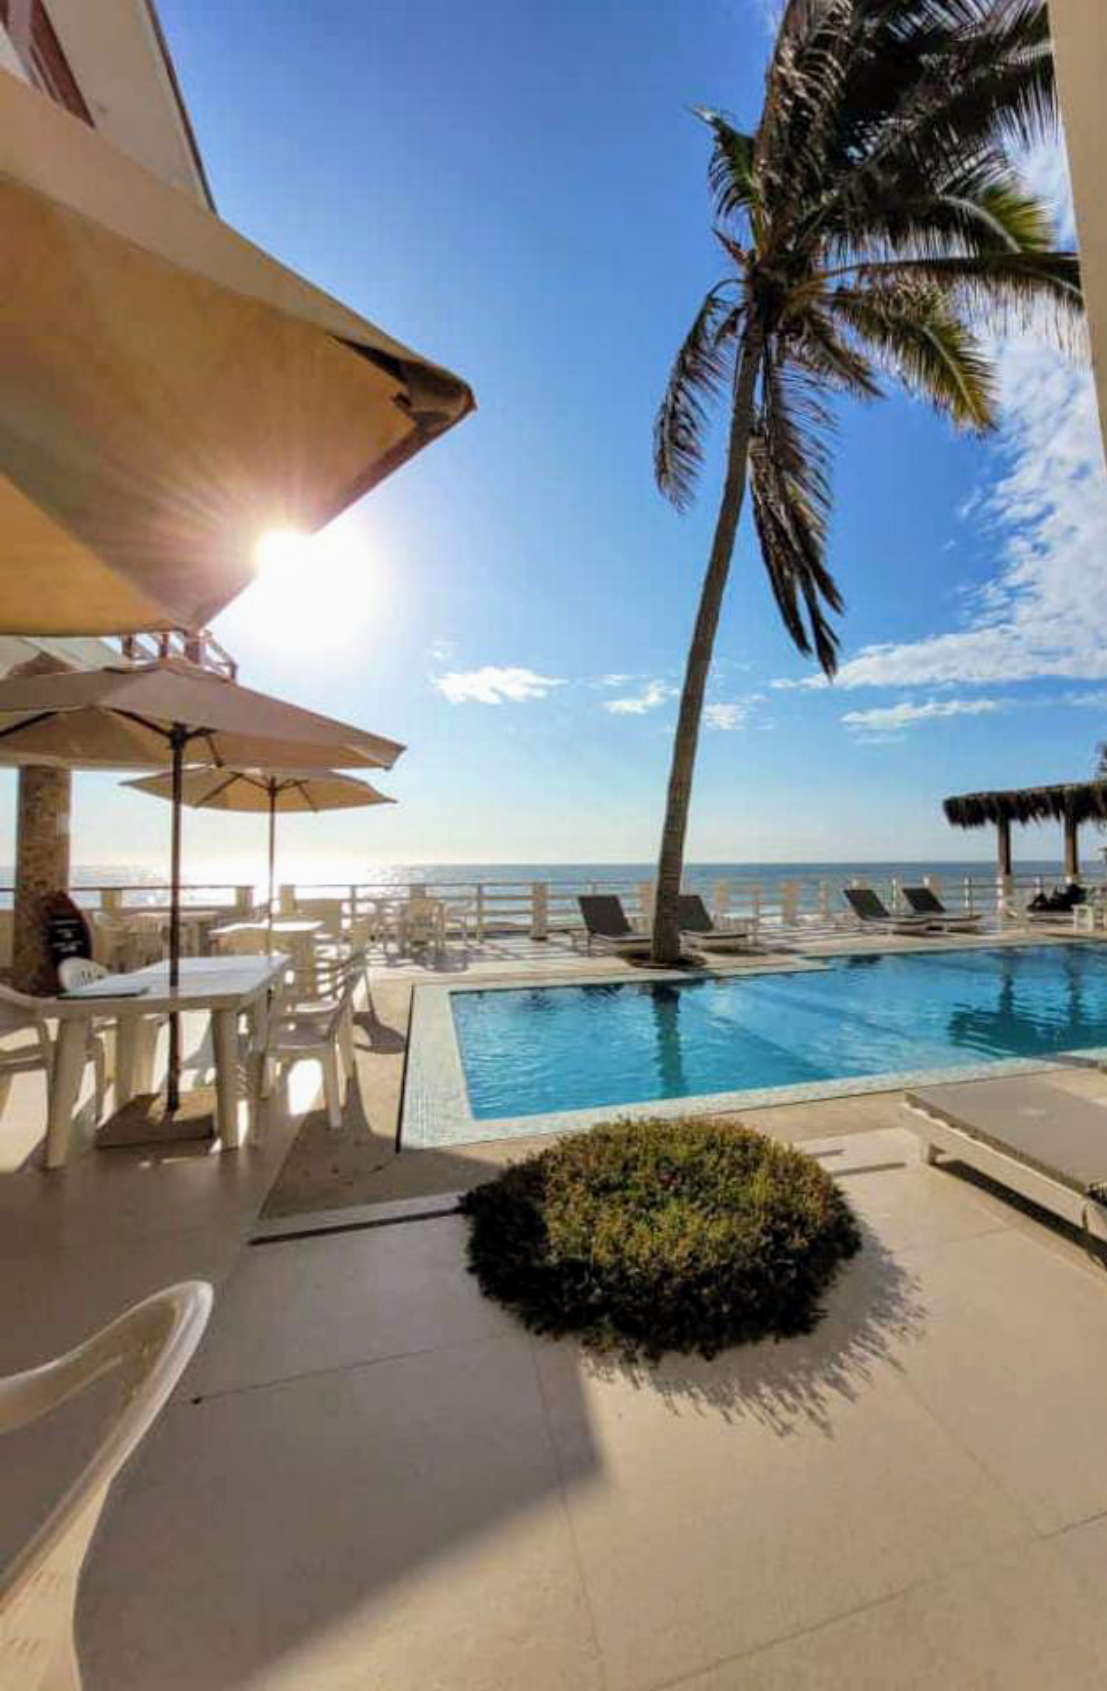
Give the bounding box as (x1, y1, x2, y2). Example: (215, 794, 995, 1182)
(580, 1225, 925, 1438)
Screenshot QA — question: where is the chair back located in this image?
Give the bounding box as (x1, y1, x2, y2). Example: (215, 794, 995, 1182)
(843, 887, 890, 921)
(295, 898, 345, 937)
(676, 895, 713, 933)
(0, 1283, 212, 1682)
(212, 928, 268, 956)
(57, 958, 109, 992)
(902, 885, 943, 915)
(578, 894, 633, 938)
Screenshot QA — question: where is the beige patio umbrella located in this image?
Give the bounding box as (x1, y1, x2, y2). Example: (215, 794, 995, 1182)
(123, 767, 396, 925)
(0, 658, 403, 1110)
(0, 66, 474, 634)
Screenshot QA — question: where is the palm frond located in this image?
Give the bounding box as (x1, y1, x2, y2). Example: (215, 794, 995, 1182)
(783, 306, 883, 401)
(694, 110, 759, 226)
(749, 354, 844, 675)
(654, 289, 738, 509)
(830, 282, 996, 430)
(801, 1, 1058, 251)
(830, 249, 1084, 351)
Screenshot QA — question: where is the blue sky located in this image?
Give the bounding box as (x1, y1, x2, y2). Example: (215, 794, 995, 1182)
(10, 0, 1107, 877)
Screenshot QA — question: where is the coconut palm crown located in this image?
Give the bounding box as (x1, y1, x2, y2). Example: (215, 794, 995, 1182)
(650, 0, 1082, 963)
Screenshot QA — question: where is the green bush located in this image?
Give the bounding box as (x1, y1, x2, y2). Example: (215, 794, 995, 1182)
(459, 1117, 862, 1361)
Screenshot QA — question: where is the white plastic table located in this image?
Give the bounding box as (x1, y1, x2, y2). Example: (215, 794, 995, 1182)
(47, 955, 288, 1169)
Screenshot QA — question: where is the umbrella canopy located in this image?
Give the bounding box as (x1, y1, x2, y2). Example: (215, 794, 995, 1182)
(0, 66, 474, 635)
(123, 767, 396, 814)
(0, 658, 404, 770)
(0, 659, 404, 1112)
(123, 768, 396, 917)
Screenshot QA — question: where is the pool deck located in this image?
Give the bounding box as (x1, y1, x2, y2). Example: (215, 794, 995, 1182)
(9, 923, 1107, 1687)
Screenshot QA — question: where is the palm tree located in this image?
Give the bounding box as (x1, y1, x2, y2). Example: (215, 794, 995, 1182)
(650, 0, 1082, 963)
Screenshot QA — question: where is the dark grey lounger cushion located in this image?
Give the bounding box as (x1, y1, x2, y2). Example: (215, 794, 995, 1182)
(907, 1077, 1107, 1197)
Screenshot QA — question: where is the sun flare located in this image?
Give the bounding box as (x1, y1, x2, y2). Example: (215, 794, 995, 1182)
(245, 525, 381, 646)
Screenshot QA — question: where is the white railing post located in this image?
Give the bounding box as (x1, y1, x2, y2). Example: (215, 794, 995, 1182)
(818, 879, 830, 919)
(750, 882, 762, 934)
(712, 879, 730, 921)
(780, 879, 799, 928)
(101, 887, 122, 913)
(639, 881, 656, 925)
(531, 881, 548, 941)
(279, 883, 295, 915)
(475, 884, 486, 941)
(235, 884, 253, 914)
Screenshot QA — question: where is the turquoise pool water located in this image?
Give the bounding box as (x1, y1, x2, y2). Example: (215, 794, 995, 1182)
(450, 944, 1107, 1121)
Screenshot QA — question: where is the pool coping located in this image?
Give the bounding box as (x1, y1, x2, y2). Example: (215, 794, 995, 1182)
(399, 940, 1107, 1150)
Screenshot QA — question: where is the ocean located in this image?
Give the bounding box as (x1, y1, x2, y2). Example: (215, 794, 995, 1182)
(0, 858, 1082, 907)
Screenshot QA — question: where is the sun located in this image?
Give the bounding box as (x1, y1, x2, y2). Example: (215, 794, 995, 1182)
(244, 524, 380, 646)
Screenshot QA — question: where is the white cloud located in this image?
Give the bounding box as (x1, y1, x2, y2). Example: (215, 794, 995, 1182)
(604, 679, 676, 716)
(596, 673, 633, 689)
(766, 141, 1102, 699)
(770, 675, 831, 692)
(704, 702, 749, 731)
(428, 639, 456, 664)
(433, 666, 565, 705)
(842, 697, 1007, 736)
(824, 336, 1107, 689)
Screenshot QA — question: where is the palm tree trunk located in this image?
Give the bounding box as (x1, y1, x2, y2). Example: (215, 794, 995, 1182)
(651, 325, 762, 965)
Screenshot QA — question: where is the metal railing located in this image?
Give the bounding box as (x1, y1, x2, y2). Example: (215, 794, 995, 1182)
(116, 629, 238, 678)
(1, 871, 1098, 969)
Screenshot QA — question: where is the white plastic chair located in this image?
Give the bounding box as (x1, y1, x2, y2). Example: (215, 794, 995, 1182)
(0, 987, 54, 1124)
(262, 968, 358, 1128)
(0, 1282, 213, 1689)
(401, 897, 445, 960)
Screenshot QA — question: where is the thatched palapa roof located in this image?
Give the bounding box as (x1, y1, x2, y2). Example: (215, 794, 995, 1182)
(944, 781, 1107, 830)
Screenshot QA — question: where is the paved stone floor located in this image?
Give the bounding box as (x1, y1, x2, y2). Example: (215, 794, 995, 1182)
(78, 1117, 1107, 1689)
(5, 927, 1107, 1687)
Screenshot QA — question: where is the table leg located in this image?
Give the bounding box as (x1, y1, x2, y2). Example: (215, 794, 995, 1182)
(44, 1020, 89, 1170)
(212, 1008, 241, 1150)
(115, 1015, 138, 1108)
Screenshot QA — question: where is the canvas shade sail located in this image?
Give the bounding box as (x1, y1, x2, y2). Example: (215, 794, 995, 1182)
(0, 659, 405, 769)
(0, 67, 474, 635)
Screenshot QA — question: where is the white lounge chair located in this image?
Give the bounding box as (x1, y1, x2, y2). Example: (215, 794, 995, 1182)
(905, 1076, 1107, 1241)
(0, 1282, 212, 1689)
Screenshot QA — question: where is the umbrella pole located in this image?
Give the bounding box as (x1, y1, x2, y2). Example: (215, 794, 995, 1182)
(267, 788, 277, 943)
(166, 725, 186, 1114)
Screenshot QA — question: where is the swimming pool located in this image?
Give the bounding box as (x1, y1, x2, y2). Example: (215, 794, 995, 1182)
(447, 944, 1107, 1124)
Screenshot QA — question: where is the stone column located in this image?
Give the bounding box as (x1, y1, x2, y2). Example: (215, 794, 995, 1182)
(12, 764, 72, 993)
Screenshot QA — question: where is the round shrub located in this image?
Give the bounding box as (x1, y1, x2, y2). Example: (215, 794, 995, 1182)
(459, 1117, 862, 1361)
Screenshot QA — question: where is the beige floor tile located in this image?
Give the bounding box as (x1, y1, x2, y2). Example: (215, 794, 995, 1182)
(1052, 1512, 1107, 1608)
(676, 1540, 1107, 1690)
(189, 1214, 526, 1396)
(80, 1339, 602, 1691)
(534, 1280, 1030, 1691)
(894, 1227, 1107, 1533)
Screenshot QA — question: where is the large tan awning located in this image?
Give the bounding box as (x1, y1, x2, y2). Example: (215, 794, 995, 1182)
(0, 68, 474, 636)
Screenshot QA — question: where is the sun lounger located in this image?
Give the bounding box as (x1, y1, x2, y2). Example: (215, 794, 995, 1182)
(677, 894, 755, 952)
(901, 886, 983, 931)
(905, 1076, 1107, 1242)
(576, 895, 653, 955)
(842, 886, 935, 933)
